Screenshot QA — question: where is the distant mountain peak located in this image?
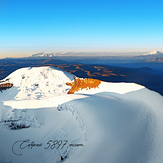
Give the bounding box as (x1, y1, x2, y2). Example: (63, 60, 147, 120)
(31, 52, 69, 58)
(31, 52, 56, 58)
(143, 50, 162, 56)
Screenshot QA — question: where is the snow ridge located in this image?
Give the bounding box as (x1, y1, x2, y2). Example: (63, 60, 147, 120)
(57, 104, 87, 141)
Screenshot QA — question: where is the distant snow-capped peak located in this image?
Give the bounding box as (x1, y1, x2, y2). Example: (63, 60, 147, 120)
(143, 50, 162, 56)
(31, 52, 56, 57)
(31, 52, 68, 57)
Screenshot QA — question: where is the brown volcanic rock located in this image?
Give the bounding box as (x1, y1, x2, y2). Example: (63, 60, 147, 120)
(66, 78, 101, 94)
(0, 83, 13, 88)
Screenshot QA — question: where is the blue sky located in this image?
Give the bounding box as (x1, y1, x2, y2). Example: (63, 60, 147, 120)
(0, 0, 163, 58)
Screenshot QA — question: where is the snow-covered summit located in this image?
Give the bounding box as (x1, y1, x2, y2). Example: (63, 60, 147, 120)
(1, 66, 144, 109)
(2, 66, 75, 101)
(143, 50, 162, 55)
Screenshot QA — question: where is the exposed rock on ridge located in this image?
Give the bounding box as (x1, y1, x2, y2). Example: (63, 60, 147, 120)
(66, 78, 101, 94)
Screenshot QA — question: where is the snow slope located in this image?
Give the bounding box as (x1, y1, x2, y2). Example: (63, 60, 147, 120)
(0, 66, 163, 163)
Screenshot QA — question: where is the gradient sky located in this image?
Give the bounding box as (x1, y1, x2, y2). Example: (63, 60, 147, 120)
(0, 0, 163, 58)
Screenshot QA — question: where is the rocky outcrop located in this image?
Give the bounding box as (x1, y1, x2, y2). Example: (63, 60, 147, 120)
(0, 83, 13, 87)
(66, 78, 101, 94)
(0, 83, 13, 91)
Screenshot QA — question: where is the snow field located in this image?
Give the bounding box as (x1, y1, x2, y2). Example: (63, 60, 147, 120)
(0, 66, 163, 163)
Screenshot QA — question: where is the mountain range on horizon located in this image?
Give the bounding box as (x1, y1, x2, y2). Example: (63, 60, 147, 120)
(27, 50, 163, 63)
(30, 50, 163, 57)
(2, 50, 163, 63)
